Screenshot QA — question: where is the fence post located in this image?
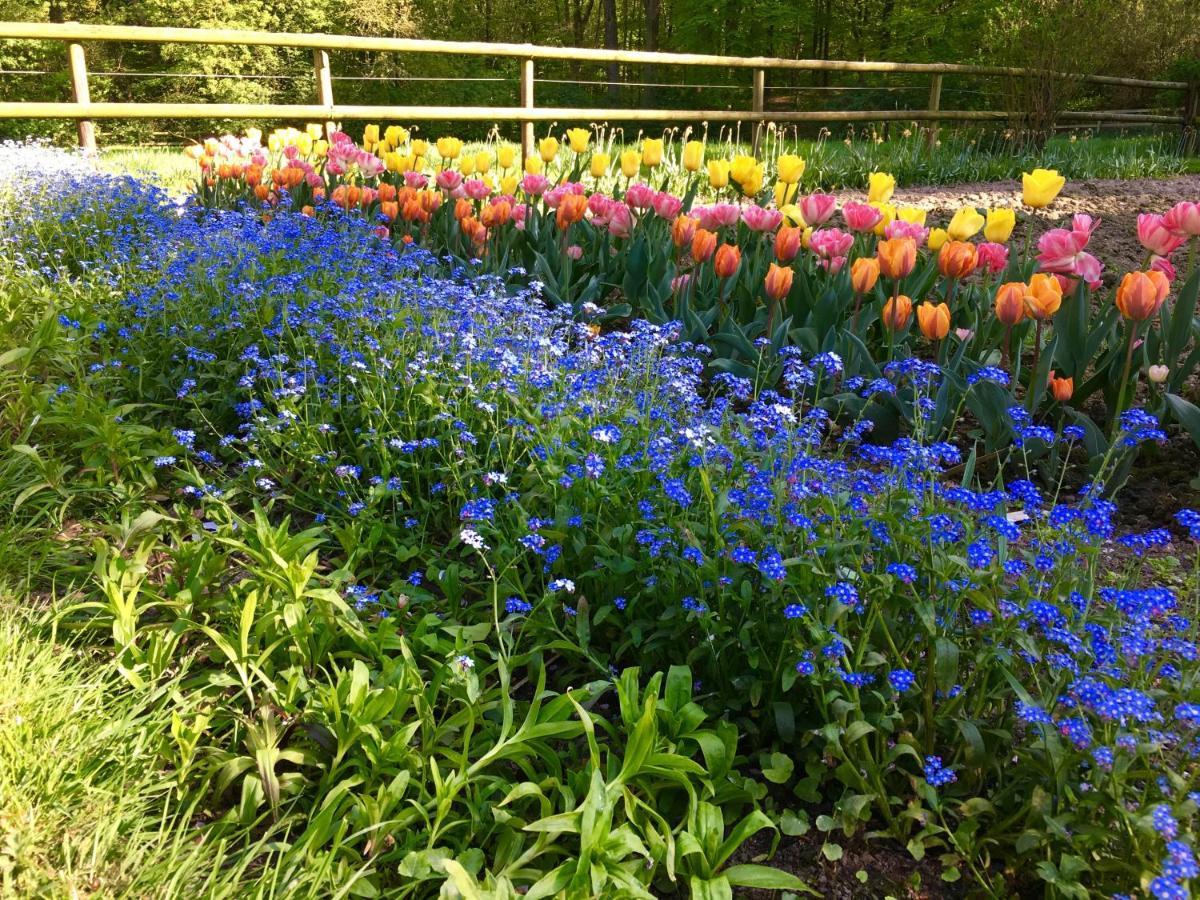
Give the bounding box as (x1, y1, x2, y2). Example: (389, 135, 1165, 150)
(751, 68, 765, 156)
(520, 58, 535, 164)
(925, 74, 943, 152)
(65, 25, 95, 153)
(1185, 82, 1199, 156)
(313, 46, 337, 138)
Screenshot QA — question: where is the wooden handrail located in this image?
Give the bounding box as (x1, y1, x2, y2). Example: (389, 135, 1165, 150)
(0, 21, 1189, 90)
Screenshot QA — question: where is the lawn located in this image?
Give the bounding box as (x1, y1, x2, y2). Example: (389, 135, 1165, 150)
(2, 130, 1200, 899)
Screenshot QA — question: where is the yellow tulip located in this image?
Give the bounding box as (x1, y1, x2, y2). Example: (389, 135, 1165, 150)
(525, 155, 544, 174)
(363, 124, 380, 148)
(707, 159, 730, 188)
(780, 203, 804, 227)
(590, 152, 611, 178)
(313, 140, 329, 159)
(474, 150, 492, 174)
(538, 137, 559, 162)
(459, 156, 476, 176)
(245, 127, 262, 145)
(411, 139, 428, 157)
(868, 171, 896, 204)
(267, 132, 283, 153)
(375, 139, 392, 156)
(897, 207, 926, 226)
(385, 151, 404, 173)
(801, 226, 813, 249)
(642, 138, 664, 167)
(501, 174, 519, 195)
(682, 140, 704, 172)
(620, 149, 640, 178)
(947, 206, 985, 241)
(305, 123, 323, 140)
(566, 128, 590, 153)
(497, 144, 516, 169)
(984, 207, 1016, 243)
(1022, 168, 1065, 208)
(871, 202, 896, 236)
(927, 227, 949, 251)
(776, 154, 805, 185)
(740, 164, 765, 197)
(730, 154, 758, 187)
(774, 180, 798, 208)
(436, 137, 462, 160)
(295, 134, 313, 157)
(384, 125, 407, 146)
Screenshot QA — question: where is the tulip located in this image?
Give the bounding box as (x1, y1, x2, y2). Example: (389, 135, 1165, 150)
(652, 192, 683, 220)
(411, 139, 428, 157)
(520, 174, 548, 196)
(976, 242, 1009, 275)
(1151, 255, 1177, 283)
(363, 124, 380, 148)
(682, 140, 705, 172)
(738, 164, 765, 198)
(436, 137, 462, 160)
(566, 128, 590, 153)
(927, 228, 949, 252)
(776, 154, 806, 185)
(779, 204, 804, 227)
(642, 138, 664, 167)
(538, 137, 559, 162)
(672, 214, 698, 248)
(384, 125, 407, 146)
(707, 159, 730, 188)
(742, 205, 783, 233)
(474, 151, 492, 174)
(497, 145, 516, 169)
(459, 156, 476, 177)
(882, 294, 913, 330)
(620, 149, 641, 178)
(798, 193, 837, 227)
(555, 193, 589, 229)
(937, 241, 977, 279)
(624, 182, 655, 210)
(730, 155, 758, 186)
(947, 206, 985, 241)
(524, 155, 544, 174)
(1024, 273, 1063, 320)
(885, 220, 929, 244)
(714, 243, 741, 278)
(764, 262, 794, 301)
(851, 258, 880, 294)
(896, 207, 926, 226)
(917, 301, 950, 341)
(774, 181, 799, 208)
(305, 123, 323, 140)
(871, 202, 896, 236)
(994, 282, 1027, 326)
(1022, 168, 1065, 208)
(774, 225, 803, 263)
(590, 152, 611, 178)
(877, 237, 917, 280)
(1148, 364, 1169, 384)
(1115, 271, 1168, 321)
(1163, 201, 1200, 237)
(843, 201, 883, 233)
(867, 171, 896, 204)
(691, 228, 718, 262)
(809, 228, 853, 261)
(984, 208, 1016, 243)
(1048, 372, 1074, 402)
(1137, 213, 1187, 257)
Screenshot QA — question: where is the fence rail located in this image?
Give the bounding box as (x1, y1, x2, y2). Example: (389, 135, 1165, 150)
(1, 20, 1195, 158)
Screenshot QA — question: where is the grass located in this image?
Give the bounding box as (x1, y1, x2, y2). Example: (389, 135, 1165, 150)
(98, 127, 1199, 195)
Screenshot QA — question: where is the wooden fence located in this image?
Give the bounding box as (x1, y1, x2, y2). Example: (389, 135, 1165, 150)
(0, 20, 1195, 160)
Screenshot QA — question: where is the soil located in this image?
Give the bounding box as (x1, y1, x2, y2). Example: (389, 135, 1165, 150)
(837, 173, 1200, 287)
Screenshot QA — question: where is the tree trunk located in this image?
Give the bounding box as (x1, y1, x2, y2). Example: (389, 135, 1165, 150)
(604, 0, 620, 101)
(642, 0, 659, 107)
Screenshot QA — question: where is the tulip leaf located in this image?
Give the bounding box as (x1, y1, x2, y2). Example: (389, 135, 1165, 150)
(1164, 393, 1200, 451)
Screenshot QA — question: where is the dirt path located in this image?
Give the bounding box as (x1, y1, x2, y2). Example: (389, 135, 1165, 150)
(836, 174, 1200, 283)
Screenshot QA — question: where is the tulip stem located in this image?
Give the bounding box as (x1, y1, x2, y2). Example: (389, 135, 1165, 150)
(1002, 324, 1012, 371)
(850, 291, 863, 332)
(1027, 320, 1043, 412)
(1112, 321, 1141, 442)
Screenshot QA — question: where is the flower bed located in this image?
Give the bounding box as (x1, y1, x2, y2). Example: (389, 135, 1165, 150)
(2, 140, 1200, 898)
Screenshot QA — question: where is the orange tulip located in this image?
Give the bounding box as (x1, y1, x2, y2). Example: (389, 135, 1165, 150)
(1049, 372, 1074, 402)
(764, 263, 794, 301)
(882, 294, 913, 330)
(555, 193, 588, 229)
(937, 241, 978, 279)
(671, 214, 698, 248)
(380, 200, 399, 222)
(691, 228, 718, 262)
(1023, 273, 1063, 320)
(460, 216, 486, 243)
(774, 225, 803, 264)
(402, 198, 424, 222)
(851, 257, 881, 294)
(714, 244, 741, 279)
(1115, 271, 1169, 321)
(454, 197, 473, 220)
(377, 182, 398, 202)
(877, 237, 917, 280)
(994, 282, 1027, 326)
(481, 200, 512, 228)
(253, 184, 271, 202)
(916, 301, 950, 340)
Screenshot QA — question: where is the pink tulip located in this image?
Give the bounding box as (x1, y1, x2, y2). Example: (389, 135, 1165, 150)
(1070, 214, 1099, 241)
(607, 204, 633, 238)
(435, 170, 463, 192)
(1074, 253, 1103, 290)
(1036, 227, 1089, 271)
(1151, 255, 1177, 283)
(403, 171, 429, 190)
(1052, 273, 1078, 295)
(1138, 213, 1187, 256)
(587, 193, 614, 221)
(842, 201, 883, 233)
(1163, 201, 1200, 237)
(883, 220, 928, 244)
(463, 179, 491, 201)
(511, 204, 528, 230)
(671, 273, 693, 293)
(692, 202, 740, 230)
(652, 192, 683, 221)
(819, 256, 847, 274)
(519, 174, 548, 196)
(742, 204, 783, 232)
(809, 228, 853, 260)
(798, 193, 837, 227)
(976, 242, 1009, 274)
(566, 244, 583, 260)
(624, 182, 656, 210)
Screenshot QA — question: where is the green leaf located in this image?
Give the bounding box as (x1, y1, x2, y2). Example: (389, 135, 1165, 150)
(760, 751, 794, 784)
(820, 842, 843, 862)
(1165, 393, 1200, 449)
(688, 874, 733, 900)
(724, 864, 815, 893)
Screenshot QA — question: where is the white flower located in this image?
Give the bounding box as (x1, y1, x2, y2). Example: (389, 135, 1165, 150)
(460, 528, 488, 550)
(483, 471, 508, 486)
